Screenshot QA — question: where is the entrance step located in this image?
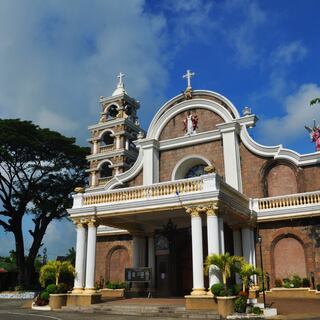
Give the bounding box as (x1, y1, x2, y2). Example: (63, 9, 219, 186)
(62, 303, 220, 319)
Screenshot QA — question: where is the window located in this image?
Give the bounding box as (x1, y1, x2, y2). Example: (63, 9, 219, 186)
(184, 164, 206, 178)
(100, 162, 112, 178)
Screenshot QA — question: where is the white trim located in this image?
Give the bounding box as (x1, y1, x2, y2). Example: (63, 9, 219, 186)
(171, 155, 211, 180)
(97, 128, 115, 140)
(102, 101, 121, 113)
(240, 126, 320, 166)
(97, 159, 113, 170)
(149, 98, 234, 140)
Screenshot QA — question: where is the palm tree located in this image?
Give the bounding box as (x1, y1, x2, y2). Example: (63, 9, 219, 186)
(239, 261, 260, 292)
(39, 260, 75, 287)
(205, 253, 242, 289)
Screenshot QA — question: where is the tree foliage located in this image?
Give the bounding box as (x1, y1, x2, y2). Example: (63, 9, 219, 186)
(205, 252, 242, 289)
(0, 119, 89, 287)
(238, 261, 260, 292)
(310, 98, 320, 106)
(39, 260, 75, 287)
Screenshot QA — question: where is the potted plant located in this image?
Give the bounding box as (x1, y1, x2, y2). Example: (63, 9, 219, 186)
(205, 253, 242, 318)
(39, 260, 74, 310)
(100, 281, 128, 298)
(238, 260, 260, 299)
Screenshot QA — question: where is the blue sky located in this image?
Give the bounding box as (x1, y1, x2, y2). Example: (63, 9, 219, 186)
(0, 0, 320, 258)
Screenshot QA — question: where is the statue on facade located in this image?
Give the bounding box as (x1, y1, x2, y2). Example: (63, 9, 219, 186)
(183, 111, 198, 135)
(305, 120, 320, 151)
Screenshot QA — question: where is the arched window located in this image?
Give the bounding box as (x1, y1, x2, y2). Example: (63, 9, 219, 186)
(100, 162, 112, 178)
(172, 156, 210, 180)
(107, 104, 118, 119)
(101, 131, 114, 146)
(184, 164, 206, 178)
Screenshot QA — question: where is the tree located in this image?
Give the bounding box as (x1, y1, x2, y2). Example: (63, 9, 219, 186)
(205, 253, 242, 289)
(39, 260, 75, 287)
(310, 98, 320, 106)
(0, 119, 89, 287)
(238, 261, 260, 292)
(65, 247, 76, 266)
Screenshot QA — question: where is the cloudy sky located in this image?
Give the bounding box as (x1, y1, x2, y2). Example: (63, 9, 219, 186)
(0, 0, 320, 258)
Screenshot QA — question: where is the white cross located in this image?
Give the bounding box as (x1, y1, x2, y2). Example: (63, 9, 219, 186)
(183, 69, 195, 89)
(117, 72, 125, 87)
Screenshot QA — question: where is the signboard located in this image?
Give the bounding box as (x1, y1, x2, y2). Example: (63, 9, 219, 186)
(125, 267, 152, 283)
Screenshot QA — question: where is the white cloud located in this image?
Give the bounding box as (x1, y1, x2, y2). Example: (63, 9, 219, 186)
(0, 0, 168, 142)
(271, 41, 308, 66)
(256, 83, 320, 149)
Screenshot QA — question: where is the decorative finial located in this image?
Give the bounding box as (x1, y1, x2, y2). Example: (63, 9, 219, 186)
(183, 69, 195, 90)
(242, 106, 251, 116)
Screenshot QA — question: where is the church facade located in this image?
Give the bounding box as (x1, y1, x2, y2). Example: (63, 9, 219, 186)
(68, 72, 320, 297)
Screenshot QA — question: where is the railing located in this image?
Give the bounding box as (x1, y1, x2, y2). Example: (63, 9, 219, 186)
(256, 191, 320, 211)
(98, 177, 112, 186)
(83, 177, 204, 206)
(99, 144, 114, 153)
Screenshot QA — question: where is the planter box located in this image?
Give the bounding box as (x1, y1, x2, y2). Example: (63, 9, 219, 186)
(100, 288, 125, 298)
(49, 294, 67, 310)
(216, 296, 236, 318)
(266, 287, 320, 299)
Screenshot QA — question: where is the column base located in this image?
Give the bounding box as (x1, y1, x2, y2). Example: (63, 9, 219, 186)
(206, 290, 213, 296)
(72, 288, 84, 294)
(191, 288, 207, 296)
(185, 295, 218, 310)
(84, 288, 97, 294)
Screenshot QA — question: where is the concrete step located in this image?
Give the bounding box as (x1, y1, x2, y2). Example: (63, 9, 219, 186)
(62, 303, 220, 319)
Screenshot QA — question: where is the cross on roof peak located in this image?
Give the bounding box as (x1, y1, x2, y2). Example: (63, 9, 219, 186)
(117, 72, 125, 88)
(183, 69, 195, 89)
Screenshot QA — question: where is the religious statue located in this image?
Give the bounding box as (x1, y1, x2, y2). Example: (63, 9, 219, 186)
(305, 120, 320, 151)
(183, 111, 198, 135)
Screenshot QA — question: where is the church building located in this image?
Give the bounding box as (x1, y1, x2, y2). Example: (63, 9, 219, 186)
(68, 71, 320, 299)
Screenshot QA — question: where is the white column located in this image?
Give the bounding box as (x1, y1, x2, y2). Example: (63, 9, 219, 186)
(206, 205, 220, 288)
(188, 208, 206, 296)
(217, 122, 242, 192)
(233, 229, 242, 285)
(85, 219, 97, 292)
(132, 235, 140, 268)
(116, 136, 120, 149)
(139, 139, 159, 185)
(242, 228, 252, 264)
(91, 171, 97, 187)
(250, 229, 257, 284)
(92, 141, 98, 154)
(73, 222, 87, 292)
(148, 235, 155, 287)
(218, 217, 225, 254)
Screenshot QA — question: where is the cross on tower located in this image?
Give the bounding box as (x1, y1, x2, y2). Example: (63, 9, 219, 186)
(117, 72, 125, 87)
(183, 69, 195, 89)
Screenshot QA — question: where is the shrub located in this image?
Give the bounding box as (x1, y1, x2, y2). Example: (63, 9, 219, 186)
(231, 283, 241, 296)
(105, 281, 127, 290)
(234, 295, 247, 313)
(46, 284, 57, 294)
(302, 278, 310, 287)
(40, 290, 49, 301)
(316, 284, 320, 291)
(252, 306, 263, 315)
(210, 283, 224, 297)
(275, 278, 282, 287)
(56, 283, 68, 294)
(291, 275, 302, 288)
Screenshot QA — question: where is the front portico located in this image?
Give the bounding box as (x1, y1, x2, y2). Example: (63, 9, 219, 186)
(68, 173, 255, 298)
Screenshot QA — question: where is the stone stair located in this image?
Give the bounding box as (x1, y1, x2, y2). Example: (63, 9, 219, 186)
(62, 303, 220, 319)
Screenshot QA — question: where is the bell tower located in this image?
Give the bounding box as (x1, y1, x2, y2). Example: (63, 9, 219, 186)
(87, 73, 144, 188)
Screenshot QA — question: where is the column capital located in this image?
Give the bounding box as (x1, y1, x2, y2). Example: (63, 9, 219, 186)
(206, 201, 219, 216)
(185, 207, 201, 217)
(87, 217, 98, 228)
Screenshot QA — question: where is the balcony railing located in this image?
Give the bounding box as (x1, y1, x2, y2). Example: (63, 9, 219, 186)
(254, 190, 320, 211)
(83, 176, 204, 206)
(99, 144, 114, 153)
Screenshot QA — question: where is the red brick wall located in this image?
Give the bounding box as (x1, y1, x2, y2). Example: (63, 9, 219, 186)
(95, 235, 132, 285)
(159, 108, 224, 141)
(159, 141, 224, 182)
(127, 169, 143, 187)
(240, 143, 267, 198)
(256, 218, 320, 287)
(267, 165, 298, 197)
(302, 166, 320, 192)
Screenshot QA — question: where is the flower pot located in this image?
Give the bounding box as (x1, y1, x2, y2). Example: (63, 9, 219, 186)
(100, 288, 125, 298)
(49, 294, 67, 310)
(216, 296, 236, 318)
(249, 289, 260, 299)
